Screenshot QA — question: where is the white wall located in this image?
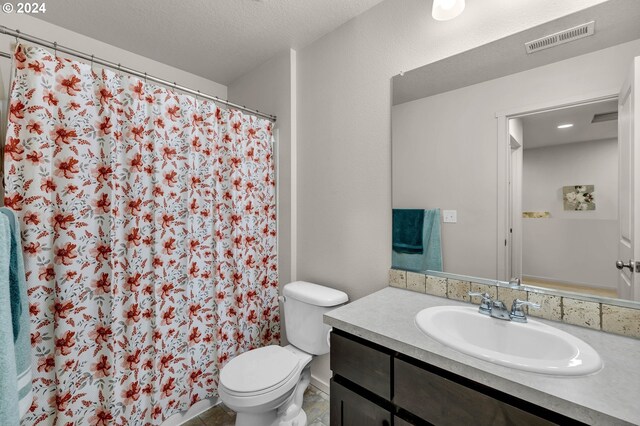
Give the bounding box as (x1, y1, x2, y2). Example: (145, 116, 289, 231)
(0, 13, 228, 426)
(392, 96, 498, 278)
(297, 0, 609, 388)
(522, 139, 618, 288)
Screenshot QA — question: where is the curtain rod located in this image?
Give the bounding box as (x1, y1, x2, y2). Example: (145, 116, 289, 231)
(0, 25, 277, 122)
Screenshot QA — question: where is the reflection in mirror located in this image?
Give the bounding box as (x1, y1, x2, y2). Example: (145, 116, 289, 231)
(392, 209, 443, 273)
(509, 100, 619, 299)
(391, 0, 640, 303)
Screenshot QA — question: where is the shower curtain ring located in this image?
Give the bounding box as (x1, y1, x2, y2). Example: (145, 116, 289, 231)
(90, 54, 94, 70)
(144, 72, 147, 83)
(14, 29, 19, 44)
(53, 41, 57, 57)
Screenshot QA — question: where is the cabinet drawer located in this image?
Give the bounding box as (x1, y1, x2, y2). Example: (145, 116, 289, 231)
(330, 379, 391, 426)
(330, 332, 392, 400)
(393, 358, 557, 426)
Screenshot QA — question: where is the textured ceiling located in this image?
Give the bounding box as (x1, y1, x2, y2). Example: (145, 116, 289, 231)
(522, 100, 618, 150)
(33, 0, 386, 85)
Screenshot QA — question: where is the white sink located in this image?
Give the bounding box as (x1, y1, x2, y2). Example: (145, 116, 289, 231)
(415, 306, 602, 376)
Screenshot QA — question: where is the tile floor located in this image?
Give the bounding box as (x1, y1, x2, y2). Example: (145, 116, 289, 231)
(183, 385, 329, 426)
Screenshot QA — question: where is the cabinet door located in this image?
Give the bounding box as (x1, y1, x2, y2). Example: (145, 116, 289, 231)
(330, 331, 392, 399)
(394, 359, 557, 426)
(330, 379, 391, 426)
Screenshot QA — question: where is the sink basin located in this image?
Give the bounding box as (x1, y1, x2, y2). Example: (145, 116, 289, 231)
(415, 306, 602, 376)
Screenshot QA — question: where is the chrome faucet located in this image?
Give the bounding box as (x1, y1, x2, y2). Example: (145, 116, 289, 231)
(468, 292, 540, 322)
(510, 299, 541, 323)
(490, 299, 511, 320)
(468, 292, 492, 315)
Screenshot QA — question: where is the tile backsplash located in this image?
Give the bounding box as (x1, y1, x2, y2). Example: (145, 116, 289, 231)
(389, 268, 640, 340)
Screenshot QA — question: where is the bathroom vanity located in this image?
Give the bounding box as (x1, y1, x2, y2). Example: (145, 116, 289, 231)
(325, 288, 640, 426)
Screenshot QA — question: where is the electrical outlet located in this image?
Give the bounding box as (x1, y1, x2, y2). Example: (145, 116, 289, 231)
(443, 210, 457, 223)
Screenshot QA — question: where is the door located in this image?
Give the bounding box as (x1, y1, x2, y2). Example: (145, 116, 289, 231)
(617, 57, 640, 301)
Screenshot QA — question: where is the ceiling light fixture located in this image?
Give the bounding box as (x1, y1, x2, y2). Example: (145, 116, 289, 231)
(557, 123, 574, 129)
(432, 0, 466, 21)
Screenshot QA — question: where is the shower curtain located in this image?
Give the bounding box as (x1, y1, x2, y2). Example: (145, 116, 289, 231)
(3, 43, 279, 425)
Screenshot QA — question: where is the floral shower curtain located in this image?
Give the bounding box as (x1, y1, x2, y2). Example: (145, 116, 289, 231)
(3, 43, 279, 425)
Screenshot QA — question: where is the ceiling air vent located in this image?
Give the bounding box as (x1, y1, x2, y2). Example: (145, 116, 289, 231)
(525, 21, 595, 54)
(592, 111, 618, 123)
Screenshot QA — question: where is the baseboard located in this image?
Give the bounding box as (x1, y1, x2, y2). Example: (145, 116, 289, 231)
(161, 397, 219, 426)
(311, 374, 330, 394)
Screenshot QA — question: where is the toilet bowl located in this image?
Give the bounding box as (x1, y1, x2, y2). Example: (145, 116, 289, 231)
(218, 281, 348, 426)
(219, 345, 312, 426)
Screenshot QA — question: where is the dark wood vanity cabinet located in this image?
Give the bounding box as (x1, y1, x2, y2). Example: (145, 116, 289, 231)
(329, 329, 586, 426)
(330, 380, 392, 426)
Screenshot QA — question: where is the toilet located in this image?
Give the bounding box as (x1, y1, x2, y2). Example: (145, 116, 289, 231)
(218, 281, 348, 426)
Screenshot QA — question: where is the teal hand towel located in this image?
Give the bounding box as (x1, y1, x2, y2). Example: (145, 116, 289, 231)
(392, 209, 425, 254)
(0, 213, 19, 426)
(423, 208, 443, 271)
(392, 208, 443, 272)
(0, 208, 33, 418)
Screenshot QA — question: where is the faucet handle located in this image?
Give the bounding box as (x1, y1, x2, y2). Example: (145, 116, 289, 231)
(510, 299, 540, 323)
(512, 299, 540, 309)
(508, 277, 522, 287)
(468, 292, 492, 315)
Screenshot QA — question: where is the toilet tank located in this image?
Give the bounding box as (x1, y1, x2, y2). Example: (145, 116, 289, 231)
(283, 281, 348, 355)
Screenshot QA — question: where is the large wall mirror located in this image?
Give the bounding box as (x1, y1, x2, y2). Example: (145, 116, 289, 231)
(391, 0, 640, 304)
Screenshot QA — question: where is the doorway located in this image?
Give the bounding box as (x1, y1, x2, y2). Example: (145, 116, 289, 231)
(508, 98, 619, 298)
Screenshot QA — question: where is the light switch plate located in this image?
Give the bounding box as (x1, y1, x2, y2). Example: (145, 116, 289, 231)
(443, 210, 457, 223)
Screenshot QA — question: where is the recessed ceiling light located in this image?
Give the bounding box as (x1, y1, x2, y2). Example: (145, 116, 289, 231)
(432, 0, 465, 21)
(557, 123, 574, 129)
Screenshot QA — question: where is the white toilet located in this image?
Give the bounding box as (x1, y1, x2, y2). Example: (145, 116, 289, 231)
(218, 281, 348, 426)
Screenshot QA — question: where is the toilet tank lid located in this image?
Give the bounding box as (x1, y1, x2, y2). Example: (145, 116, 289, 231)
(283, 281, 348, 307)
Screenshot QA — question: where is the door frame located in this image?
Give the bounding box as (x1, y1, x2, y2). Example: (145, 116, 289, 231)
(508, 128, 523, 280)
(495, 89, 619, 281)
(616, 57, 640, 301)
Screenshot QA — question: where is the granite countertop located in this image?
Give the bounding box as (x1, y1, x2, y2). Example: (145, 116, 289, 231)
(324, 287, 640, 426)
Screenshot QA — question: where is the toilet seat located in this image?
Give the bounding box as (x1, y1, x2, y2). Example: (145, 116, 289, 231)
(220, 345, 300, 397)
(218, 345, 313, 413)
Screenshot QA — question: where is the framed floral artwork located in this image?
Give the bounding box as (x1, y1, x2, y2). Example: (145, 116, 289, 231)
(563, 185, 595, 211)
